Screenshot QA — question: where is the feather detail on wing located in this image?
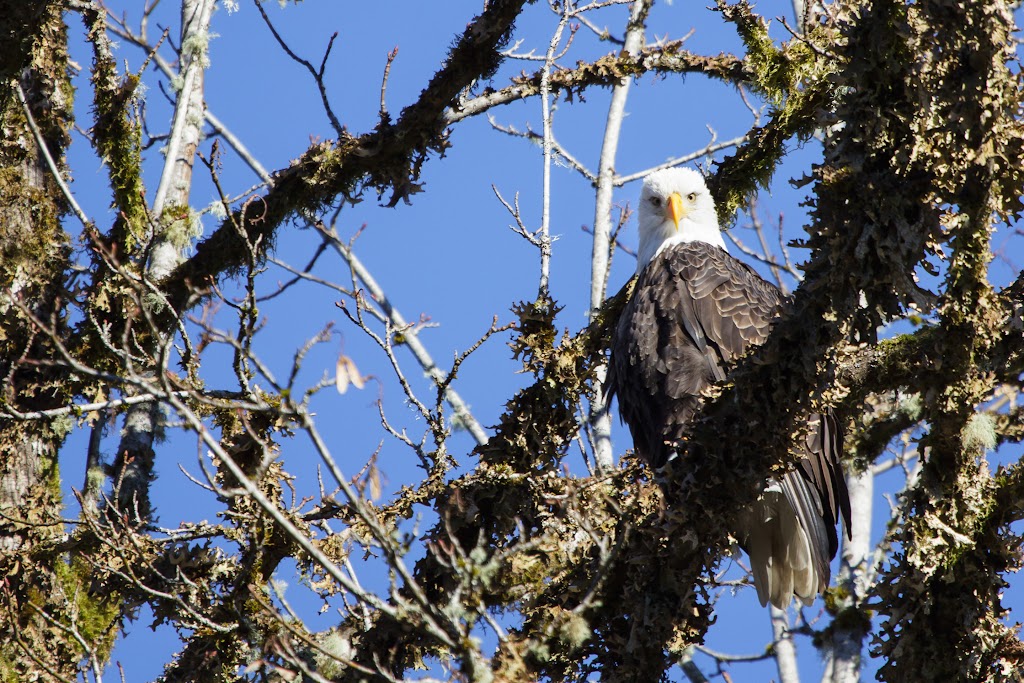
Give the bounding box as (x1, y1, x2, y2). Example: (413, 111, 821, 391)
(607, 242, 782, 466)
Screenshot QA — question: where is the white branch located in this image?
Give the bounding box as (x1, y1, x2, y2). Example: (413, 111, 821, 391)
(588, 0, 650, 471)
(823, 468, 873, 683)
(771, 606, 801, 683)
(108, 0, 215, 526)
(151, 0, 214, 221)
(538, 3, 572, 294)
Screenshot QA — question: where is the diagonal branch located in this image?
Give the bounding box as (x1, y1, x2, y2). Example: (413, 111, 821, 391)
(161, 0, 529, 311)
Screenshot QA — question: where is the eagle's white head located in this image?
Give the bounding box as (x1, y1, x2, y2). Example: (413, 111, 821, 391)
(636, 167, 726, 273)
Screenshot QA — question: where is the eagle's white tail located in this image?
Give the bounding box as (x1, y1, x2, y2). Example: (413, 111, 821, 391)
(740, 483, 823, 609)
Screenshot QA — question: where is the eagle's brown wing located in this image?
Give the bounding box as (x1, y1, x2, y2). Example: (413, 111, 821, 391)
(607, 242, 783, 466)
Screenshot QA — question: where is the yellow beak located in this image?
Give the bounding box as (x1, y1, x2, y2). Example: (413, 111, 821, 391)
(667, 192, 686, 229)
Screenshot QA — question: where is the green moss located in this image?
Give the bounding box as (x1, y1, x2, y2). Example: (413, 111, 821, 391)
(0, 171, 68, 288)
(159, 202, 203, 249)
(85, 10, 147, 252)
(54, 557, 120, 659)
(0, 652, 17, 683)
(710, 66, 831, 225)
(315, 631, 353, 678)
(706, 2, 840, 226)
(48, 414, 73, 441)
(874, 332, 930, 379)
(721, 1, 790, 103)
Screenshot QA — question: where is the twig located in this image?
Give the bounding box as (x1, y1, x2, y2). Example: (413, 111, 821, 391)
(575, 14, 625, 45)
(582, 224, 636, 257)
(0, 392, 183, 421)
(693, 644, 775, 663)
(538, 3, 575, 295)
(749, 198, 785, 288)
(111, 17, 490, 446)
(488, 117, 595, 181)
(318, 224, 490, 446)
(253, 0, 343, 136)
(614, 134, 748, 185)
(380, 47, 398, 123)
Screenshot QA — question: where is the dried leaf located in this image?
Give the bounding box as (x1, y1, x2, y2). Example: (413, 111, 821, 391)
(368, 464, 381, 501)
(335, 355, 365, 394)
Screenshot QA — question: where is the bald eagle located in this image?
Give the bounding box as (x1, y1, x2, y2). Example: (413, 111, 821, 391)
(607, 168, 850, 609)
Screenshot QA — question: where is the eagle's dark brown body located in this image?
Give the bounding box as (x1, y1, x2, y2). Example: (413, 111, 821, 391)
(607, 240, 851, 606)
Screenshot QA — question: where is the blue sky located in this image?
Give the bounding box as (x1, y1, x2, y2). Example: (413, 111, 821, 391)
(57, 1, 1023, 681)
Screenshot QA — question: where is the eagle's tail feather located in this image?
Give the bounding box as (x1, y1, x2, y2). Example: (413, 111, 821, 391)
(741, 485, 822, 609)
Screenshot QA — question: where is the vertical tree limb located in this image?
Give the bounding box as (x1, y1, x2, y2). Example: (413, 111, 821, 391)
(588, 0, 651, 471)
(107, 0, 215, 527)
(825, 468, 873, 683)
(0, 1, 78, 676)
(149, 0, 215, 279)
(770, 606, 800, 683)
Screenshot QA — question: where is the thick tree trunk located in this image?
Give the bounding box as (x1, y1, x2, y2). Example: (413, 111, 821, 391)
(0, 1, 79, 677)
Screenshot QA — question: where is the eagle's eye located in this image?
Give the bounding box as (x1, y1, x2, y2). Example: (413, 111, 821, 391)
(686, 192, 697, 202)
(649, 196, 662, 207)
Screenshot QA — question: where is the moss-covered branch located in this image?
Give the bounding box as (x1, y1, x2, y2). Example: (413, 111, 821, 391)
(161, 0, 530, 311)
(0, 2, 84, 679)
(868, 2, 1024, 677)
(81, 5, 148, 252)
